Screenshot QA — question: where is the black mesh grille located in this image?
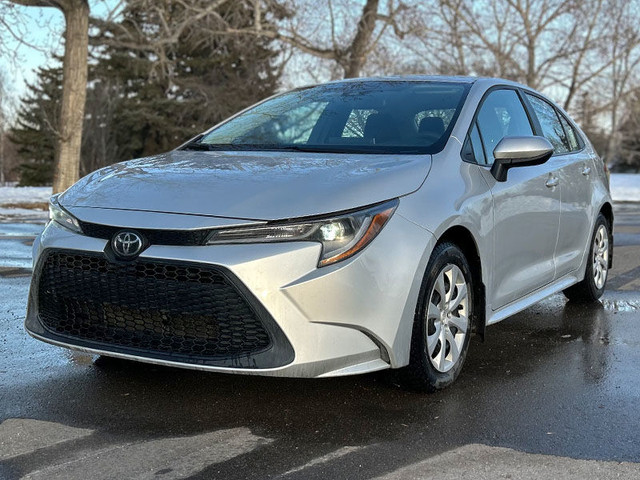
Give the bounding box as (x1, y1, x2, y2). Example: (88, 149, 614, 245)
(79, 221, 211, 246)
(37, 251, 275, 364)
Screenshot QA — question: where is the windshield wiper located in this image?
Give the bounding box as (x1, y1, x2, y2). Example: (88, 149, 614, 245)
(181, 142, 258, 151)
(271, 144, 423, 154)
(181, 142, 214, 151)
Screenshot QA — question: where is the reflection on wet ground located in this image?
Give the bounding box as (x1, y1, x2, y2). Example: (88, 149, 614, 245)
(0, 223, 44, 272)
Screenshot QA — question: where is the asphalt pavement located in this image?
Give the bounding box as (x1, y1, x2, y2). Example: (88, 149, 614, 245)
(1, 204, 639, 480)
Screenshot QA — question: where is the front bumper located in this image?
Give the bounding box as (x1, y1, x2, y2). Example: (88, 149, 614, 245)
(26, 209, 435, 377)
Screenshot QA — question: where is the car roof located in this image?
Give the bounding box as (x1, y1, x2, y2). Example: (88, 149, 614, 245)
(332, 75, 477, 84)
(301, 75, 530, 91)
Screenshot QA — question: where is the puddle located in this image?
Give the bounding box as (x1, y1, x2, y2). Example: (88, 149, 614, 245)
(600, 298, 640, 312)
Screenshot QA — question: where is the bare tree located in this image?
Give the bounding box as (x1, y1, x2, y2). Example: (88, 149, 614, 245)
(598, 0, 640, 164)
(4, 0, 89, 193)
(616, 90, 640, 171)
(110, 0, 415, 80)
(0, 70, 7, 184)
(0, 68, 21, 184)
(410, 0, 631, 110)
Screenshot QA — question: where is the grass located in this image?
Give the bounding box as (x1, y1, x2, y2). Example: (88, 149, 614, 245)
(0, 202, 49, 210)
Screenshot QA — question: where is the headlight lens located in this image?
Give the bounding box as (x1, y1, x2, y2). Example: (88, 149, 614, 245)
(49, 194, 82, 234)
(206, 199, 398, 267)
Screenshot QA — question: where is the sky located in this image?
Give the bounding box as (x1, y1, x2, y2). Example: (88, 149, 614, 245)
(0, 0, 119, 118)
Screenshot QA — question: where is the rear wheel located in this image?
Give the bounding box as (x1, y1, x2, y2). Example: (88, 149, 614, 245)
(563, 214, 610, 303)
(401, 243, 473, 392)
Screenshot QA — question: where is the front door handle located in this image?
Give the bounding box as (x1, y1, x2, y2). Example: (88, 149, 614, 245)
(582, 165, 591, 176)
(545, 177, 559, 188)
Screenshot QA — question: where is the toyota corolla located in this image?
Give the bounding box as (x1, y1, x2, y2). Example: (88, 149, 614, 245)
(26, 77, 613, 391)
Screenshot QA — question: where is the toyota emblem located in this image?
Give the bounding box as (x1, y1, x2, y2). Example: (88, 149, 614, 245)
(112, 231, 144, 258)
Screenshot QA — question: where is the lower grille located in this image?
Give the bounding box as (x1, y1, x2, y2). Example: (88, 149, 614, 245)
(35, 251, 292, 367)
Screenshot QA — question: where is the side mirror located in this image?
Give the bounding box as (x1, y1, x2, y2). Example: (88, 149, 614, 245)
(490, 136, 554, 182)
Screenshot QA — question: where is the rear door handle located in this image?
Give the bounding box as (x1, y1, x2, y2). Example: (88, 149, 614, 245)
(582, 165, 591, 176)
(545, 177, 559, 188)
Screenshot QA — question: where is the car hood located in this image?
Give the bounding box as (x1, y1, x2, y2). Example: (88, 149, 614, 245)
(60, 150, 431, 221)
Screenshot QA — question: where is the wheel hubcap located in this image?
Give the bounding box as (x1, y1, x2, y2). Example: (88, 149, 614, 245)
(426, 264, 470, 373)
(593, 225, 609, 290)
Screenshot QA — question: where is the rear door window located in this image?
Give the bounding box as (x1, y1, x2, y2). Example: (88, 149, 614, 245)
(525, 94, 571, 154)
(558, 114, 582, 152)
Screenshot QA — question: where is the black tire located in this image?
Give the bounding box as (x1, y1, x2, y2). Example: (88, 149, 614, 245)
(400, 243, 474, 392)
(563, 214, 611, 303)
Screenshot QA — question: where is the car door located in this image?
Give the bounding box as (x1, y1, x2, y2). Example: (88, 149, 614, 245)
(524, 92, 594, 278)
(468, 88, 561, 310)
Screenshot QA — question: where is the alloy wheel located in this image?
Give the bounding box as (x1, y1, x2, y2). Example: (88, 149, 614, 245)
(593, 224, 609, 290)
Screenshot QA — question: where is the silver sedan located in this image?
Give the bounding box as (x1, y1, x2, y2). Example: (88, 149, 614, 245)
(26, 76, 613, 391)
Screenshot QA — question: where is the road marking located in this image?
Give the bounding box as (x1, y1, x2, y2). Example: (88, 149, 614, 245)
(21, 427, 271, 480)
(279, 446, 364, 477)
(0, 419, 93, 461)
(373, 444, 640, 479)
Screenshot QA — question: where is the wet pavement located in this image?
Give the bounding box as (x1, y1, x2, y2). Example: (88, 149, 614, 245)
(1, 205, 640, 479)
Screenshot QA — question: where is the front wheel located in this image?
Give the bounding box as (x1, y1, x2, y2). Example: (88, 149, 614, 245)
(401, 243, 473, 392)
(563, 213, 611, 303)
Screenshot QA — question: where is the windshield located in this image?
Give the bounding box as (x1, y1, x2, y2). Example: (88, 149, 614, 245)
(191, 81, 471, 154)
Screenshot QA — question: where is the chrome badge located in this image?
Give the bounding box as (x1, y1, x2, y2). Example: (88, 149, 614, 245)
(112, 231, 144, 258)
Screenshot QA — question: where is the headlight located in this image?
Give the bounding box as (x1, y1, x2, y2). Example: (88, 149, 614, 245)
(49, 194, 82, 234)
(207, 199, 398, 267)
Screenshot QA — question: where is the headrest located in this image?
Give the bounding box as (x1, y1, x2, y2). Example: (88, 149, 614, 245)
(418, 116, 445, 136)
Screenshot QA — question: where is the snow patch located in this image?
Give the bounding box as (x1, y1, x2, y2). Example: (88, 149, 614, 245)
(0, 186, 52, 205)
(0, 207, 49, 222)
(610, 173, 640, 202)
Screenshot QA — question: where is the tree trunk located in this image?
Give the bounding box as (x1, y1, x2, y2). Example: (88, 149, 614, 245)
(526, 43, 536, 89)
(605, 82, 619, 165)
(0, 131, 5, 185)
(53, 1, 89, 193)
(342, 0, 379, 78)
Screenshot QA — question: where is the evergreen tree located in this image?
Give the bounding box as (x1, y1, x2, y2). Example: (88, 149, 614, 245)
(616, 97, 640, 172)
(10, 66, 62, 185)
(93, 0, 283, 161)
(12, 0, 284, 185)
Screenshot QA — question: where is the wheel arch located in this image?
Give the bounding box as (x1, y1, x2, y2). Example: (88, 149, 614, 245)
(599, 202, 614, 268)
(435, 225, 487, 340)
(600, 202, 613, 229)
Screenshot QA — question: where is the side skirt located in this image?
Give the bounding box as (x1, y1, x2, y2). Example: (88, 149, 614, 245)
(486, 274, 580, 326)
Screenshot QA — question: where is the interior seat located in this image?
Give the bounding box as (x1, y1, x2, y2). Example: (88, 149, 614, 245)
(418, 116, 445, 138)
(363, 113, 400, 144)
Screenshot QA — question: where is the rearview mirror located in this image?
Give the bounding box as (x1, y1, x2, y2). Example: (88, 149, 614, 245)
(490, 136, 554, 182)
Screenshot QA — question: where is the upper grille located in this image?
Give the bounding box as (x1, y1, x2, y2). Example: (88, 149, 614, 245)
(36, 251, 291, 367)
(78, 221, 211, 246)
